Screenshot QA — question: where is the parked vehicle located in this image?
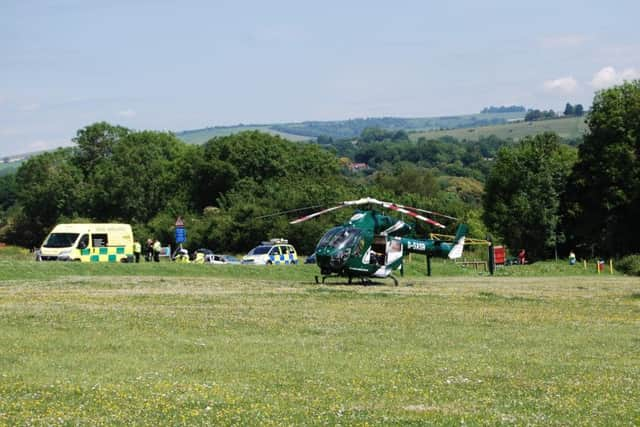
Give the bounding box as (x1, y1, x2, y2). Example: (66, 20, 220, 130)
(192, 248, 241, 264)
(209, 254, 241, 265)
(38, 223, 134, 262)
(242, 239, 298, 265)
(304, 252, 317, 264)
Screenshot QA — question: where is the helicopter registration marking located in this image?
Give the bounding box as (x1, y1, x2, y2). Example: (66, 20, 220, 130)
(407, 241, 426, 251)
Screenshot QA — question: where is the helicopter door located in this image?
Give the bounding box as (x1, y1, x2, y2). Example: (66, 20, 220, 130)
(386, 238, 403, 266)
(371, 235, 387, 265)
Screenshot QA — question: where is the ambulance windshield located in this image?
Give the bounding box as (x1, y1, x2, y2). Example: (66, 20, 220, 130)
(43, 233, 79, 248)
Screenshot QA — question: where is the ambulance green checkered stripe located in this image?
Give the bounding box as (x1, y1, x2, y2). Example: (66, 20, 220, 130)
(80, 246, 132, 262)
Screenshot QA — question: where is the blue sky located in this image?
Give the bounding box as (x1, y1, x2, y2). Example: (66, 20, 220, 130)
(1, 0, 639, 157)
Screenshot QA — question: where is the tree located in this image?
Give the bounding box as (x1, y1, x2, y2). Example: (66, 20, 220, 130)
(373, 163, 439, 198)
(86, 130, 189, 223)
(525, 109, 557, 122)
(73, 122, 130, 174)
(574, 104, 584, 116)
(483, 133, 577, 259)
(562, 80, 640, 257)
(12, 149, 86, 245)
(0, 173, 16, 214)
(564, 103, 575, 116)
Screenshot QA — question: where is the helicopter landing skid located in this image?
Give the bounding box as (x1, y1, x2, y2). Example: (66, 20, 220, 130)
(314, 274, 399, 286)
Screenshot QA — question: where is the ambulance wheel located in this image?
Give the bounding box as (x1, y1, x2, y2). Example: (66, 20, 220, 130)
(266, 261, 272, 265)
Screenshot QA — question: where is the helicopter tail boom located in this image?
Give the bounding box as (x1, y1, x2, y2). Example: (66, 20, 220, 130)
(447, 224, 468, 259)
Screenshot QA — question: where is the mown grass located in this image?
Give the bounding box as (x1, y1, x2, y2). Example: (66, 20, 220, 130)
(0, 252, 638, 425)
(0, 245, 611, 282)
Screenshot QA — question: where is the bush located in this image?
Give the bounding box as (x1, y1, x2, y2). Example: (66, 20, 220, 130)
(616, 254, 640, 276)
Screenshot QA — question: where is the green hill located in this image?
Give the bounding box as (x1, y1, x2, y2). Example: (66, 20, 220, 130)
(410, 116, 587, 142)
(175, 112, 526, 144)
(175, 125, 311, 145)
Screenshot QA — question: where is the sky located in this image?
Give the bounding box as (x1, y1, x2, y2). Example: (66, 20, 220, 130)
(1, 0, 639, 157)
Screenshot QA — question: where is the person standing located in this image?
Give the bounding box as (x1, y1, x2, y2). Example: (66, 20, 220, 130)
(133, 240, 142, 263)
(145, 238, 153, 262)
(153, 239, 162, 262)
(569, 250, 576, 266)
(517, 249, 526, 265)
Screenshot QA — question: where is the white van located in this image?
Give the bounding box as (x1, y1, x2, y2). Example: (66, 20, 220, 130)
(38, 223, 134, 262)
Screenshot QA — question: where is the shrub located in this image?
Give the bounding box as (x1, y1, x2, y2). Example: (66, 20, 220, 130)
(616, 254, 640, 276)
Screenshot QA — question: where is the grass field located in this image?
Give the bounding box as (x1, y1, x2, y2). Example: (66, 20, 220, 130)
(175, 126, 311, 145)
(173, 112, 526, 145)
(411, 117, 587, 142)
(0, 253, 638, 425)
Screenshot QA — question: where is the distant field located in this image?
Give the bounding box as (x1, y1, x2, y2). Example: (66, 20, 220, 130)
(411, 116, 588, 142)
(1, 253, 638, 425)
(174, 112, 526, 145)
(176, 126, 311, 145)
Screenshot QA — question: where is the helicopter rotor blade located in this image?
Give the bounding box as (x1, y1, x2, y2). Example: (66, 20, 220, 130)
(289, 204, 349, 224)
(344, 197, 450, 227)
(381, 202, 446, 229)
(290, 198, 384, 224)
(255, 204, 326, 220)
(288, 197, 450, 229)
(390, 203, 458, 221)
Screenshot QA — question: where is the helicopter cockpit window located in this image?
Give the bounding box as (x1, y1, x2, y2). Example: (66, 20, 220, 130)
(354, 237, 365, 256)
(317, 227, 342, 247)
(319, 227, 362, 250)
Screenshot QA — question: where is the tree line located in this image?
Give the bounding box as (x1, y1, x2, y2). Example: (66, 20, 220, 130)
(0, 81, 638, 260)
(524, 102, 584, 122)
(484, 81, 640, 259)
(0, 125, 486, 254)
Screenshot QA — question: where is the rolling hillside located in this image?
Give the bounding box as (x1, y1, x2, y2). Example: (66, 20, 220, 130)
(176, 125, 311, 144)
(174, 112, 526, 144)
(410, 116, 587, 142)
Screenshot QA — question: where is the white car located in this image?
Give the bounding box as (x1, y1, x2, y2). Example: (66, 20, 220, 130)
(242, 239, 298, 265)
(208, 254, 241, 264)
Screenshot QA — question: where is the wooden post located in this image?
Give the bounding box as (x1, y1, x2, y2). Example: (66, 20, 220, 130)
(426, 255, 432, 277)
(609, 259, 613, 275)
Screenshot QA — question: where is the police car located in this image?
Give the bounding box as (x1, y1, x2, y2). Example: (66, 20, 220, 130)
(242, 239, 298, 265)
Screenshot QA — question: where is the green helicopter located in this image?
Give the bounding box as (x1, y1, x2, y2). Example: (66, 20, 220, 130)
(290, 197, 473, 285)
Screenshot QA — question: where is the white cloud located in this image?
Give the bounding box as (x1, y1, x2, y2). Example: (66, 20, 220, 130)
(620, 68, 640, 80)
(543, 76, 578, 94)
(117, 109, 136, 118)
(591, 66, 640, 89)
(541, 34, 589, 49)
